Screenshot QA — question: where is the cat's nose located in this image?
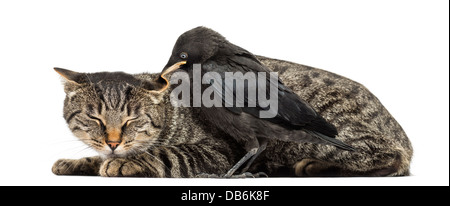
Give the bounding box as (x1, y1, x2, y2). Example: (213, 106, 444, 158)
(106, 140, 121, 151)
(106, 128, 122, 151)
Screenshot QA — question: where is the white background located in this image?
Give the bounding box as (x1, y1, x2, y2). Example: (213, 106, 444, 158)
(0, 0, 448, 186)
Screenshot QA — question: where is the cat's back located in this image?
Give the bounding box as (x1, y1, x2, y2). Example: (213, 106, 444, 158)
(257, 55, 409, 140)
(256, 55, 413, 176)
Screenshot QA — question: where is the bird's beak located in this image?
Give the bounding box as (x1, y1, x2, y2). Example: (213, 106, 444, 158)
(161, 61, 187, 77)
(155, 61, 187, 93)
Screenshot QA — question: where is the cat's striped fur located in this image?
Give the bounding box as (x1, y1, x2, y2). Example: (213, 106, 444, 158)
(52, 56, 412, 177)
(252, 56, 412, 176)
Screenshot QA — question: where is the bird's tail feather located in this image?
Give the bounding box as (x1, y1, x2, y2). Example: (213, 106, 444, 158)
(305, 130, 356, 151)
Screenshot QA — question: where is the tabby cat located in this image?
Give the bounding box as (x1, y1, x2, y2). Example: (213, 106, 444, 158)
(52, 56, 413, 177)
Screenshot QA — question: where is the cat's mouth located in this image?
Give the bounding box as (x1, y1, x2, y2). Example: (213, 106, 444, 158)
(94, 139, 148, 158)
(100, 147, 128, 158)
(91, 141, 129, 158)
(80, 133, 156, 158)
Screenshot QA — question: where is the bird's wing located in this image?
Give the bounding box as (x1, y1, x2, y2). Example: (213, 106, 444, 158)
(202, 54, 338, 137)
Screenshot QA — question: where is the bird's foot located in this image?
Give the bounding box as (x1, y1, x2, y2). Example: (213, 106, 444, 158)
(195, 173, 221, 178)
(196, 172, 268, 178)
(227, 172, 268, 178)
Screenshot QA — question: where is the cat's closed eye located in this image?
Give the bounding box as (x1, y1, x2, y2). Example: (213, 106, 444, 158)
(86, 114, 105, 128)
(121, 117, 141, 132)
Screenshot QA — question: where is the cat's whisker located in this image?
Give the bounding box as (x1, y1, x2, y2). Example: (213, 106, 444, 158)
(50, 138, 93, 145)
(72, 145, 95, 156)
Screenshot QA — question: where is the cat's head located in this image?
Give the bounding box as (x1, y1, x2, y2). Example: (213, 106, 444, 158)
(55, 68, 167, 158)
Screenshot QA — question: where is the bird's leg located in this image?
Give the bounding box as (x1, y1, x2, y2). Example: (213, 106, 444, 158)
(223, 148, 258, 178)
(197, 140, 268, 178)
(239, 140, 268, 173)
(225, 172, 268, 178)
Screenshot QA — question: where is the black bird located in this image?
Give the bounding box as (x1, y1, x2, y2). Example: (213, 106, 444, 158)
(161, 27, 355, 177)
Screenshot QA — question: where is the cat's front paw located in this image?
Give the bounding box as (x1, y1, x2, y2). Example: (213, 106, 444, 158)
(52, 157, 101, 176)
(99, 158, 155, 177)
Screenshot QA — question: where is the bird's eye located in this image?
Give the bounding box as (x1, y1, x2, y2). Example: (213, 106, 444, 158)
(180, 52, 188, 59)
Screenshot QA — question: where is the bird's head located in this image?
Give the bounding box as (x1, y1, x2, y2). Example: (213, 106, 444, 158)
(161, 26, 227, 76)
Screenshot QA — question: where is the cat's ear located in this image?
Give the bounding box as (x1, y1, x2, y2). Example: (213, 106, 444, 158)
(136, 76, 171, 104)
(54, 67, 88, 84)
(141, 68, 179, 94)
(141, 77, 168, 93)
(54, 67, 88, 93)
